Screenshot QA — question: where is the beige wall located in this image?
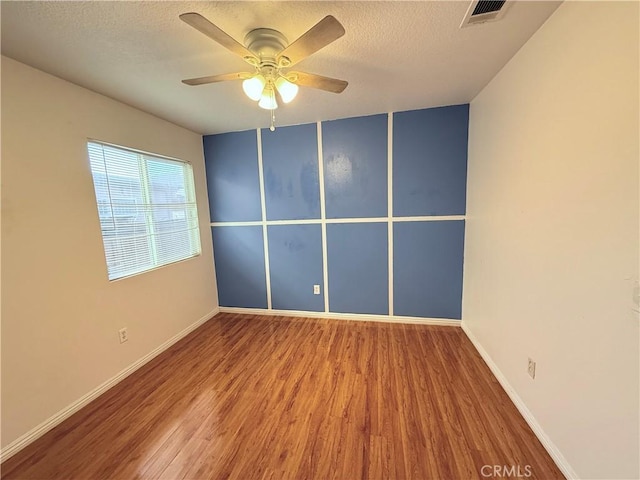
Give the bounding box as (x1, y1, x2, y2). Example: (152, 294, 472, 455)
(1, 56, 218, 450)
(463, 2, 639, 479)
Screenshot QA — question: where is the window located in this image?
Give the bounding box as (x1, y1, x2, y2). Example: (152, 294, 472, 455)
(87, 141, 201, 280)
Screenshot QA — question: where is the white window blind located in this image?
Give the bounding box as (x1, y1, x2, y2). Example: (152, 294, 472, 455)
(87, 141, 201, 280)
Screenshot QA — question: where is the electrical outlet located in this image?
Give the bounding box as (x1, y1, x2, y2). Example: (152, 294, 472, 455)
(313, 284, 321, 295)
(118, 327, 128, 344)
(527, 358, 536, 379)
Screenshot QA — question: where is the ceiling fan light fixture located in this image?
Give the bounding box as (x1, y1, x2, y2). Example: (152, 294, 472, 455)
(242, 75, 266, 101)
(275, 76, 299, 103)
(258, 85, 278, 110)
(180, 12, 348, 126)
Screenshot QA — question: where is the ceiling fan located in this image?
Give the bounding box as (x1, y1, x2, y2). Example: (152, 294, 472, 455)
(180, 12, 348, 130)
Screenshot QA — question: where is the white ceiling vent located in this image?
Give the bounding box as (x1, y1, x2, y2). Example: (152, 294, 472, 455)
(460, 1, 511, 28)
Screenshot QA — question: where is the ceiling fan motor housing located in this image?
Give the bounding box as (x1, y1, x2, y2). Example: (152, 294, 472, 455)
(244, 28, 289, 67)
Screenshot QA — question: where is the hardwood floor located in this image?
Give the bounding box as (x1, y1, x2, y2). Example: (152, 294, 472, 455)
(2, 313, 564, 479)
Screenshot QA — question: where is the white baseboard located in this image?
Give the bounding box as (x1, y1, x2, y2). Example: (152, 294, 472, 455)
(461, 322, 578, 479)
(0, 307, 220, 463)
(219, 306, 461, 326)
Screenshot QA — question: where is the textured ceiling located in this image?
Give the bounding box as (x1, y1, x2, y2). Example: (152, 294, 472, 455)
(1, 1, 560, 135)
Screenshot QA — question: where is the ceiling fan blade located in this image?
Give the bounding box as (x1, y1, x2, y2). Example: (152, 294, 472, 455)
(277, 16, 345, 67)
(182, 72, 252, 86)
(289, 71, 348, 94)
(180, 13, 257, 64)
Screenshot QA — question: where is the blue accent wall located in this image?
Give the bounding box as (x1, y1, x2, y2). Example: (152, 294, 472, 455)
(268, 224, 324, 312)
(393, 105, 469, 216)
(261, 124, 321, 220)
(326, 223, 388, 315)
(394, 221, 465, 319)
(203, 104, 468, 318)
(322, 114, 388, 218)
(211, 226, 267, 308)
(203, 131, 262, 222)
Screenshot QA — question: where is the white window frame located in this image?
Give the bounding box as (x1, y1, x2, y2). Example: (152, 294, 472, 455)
(87, 140, 201, 281)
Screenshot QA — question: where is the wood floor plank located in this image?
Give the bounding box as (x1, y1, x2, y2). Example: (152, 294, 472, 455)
(2, 313, 564, 479)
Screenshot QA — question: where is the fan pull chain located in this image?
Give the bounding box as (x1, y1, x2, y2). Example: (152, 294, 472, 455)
(269, 109, 276, 131)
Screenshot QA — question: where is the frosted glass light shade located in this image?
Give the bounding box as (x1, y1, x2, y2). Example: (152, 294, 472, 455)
(242, 76, 266, 101)
(275, 77, 299, 103)
(258, 86, 278, 110)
